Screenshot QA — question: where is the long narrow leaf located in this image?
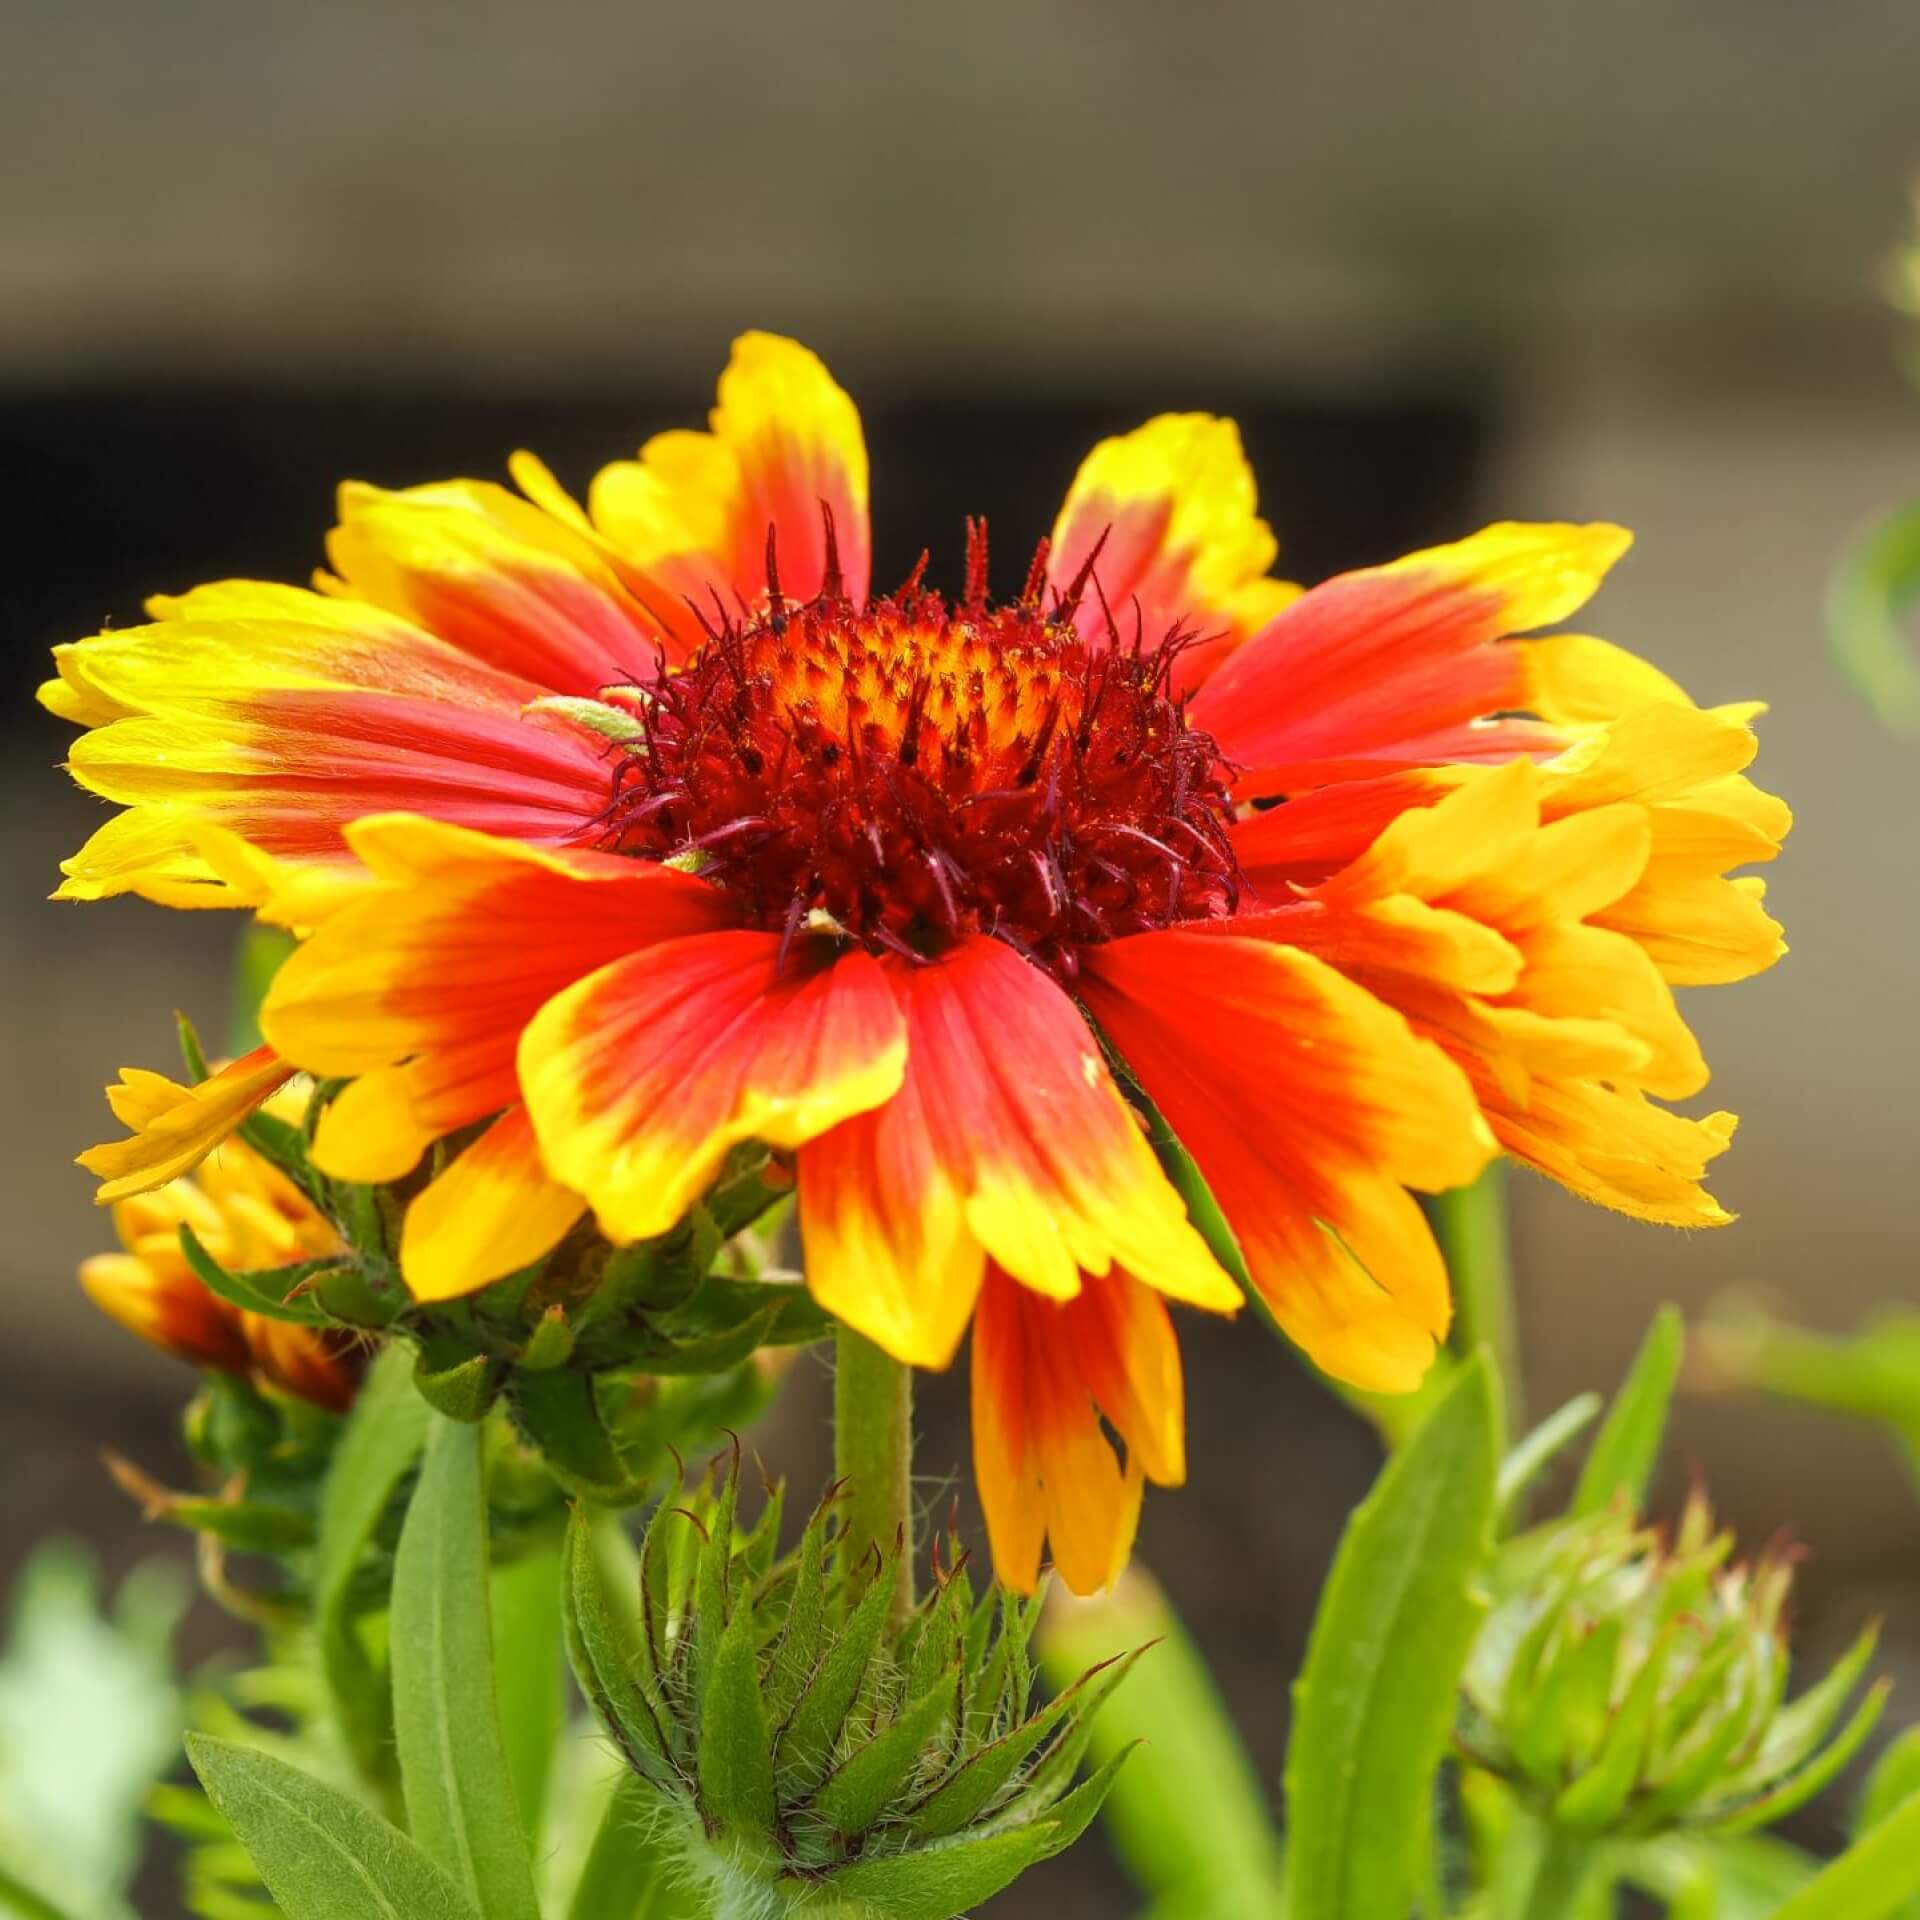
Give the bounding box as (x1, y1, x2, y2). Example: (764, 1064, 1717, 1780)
(391, 1420, 541, 1920)
(313, 1345, 430, 1796)
(1571, 1307, 1682, 1519)
(1281, 1354, 1501, 1920)
(1771, 1785, 1920, 1920)
(186, 1736, 481, 1920)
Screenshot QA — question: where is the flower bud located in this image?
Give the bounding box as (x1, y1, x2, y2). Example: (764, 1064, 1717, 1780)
(80, 1100, 357, 1412)
(1459, 1494, 1886, 1838)
(562, 1450, 1137, 1920)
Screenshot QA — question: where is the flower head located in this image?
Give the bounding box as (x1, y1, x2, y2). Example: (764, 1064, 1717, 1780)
(80, 1092, 357, 1411)
(1460, 1496, 1885, 1837)
(53, 334, 1787, 1591)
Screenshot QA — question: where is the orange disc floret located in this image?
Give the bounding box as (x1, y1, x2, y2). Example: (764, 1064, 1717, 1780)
(598, 564, 1240, 981)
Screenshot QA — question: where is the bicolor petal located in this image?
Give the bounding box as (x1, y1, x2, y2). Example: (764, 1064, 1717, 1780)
(586, 333, 871, 638)
(970, 1263, 1181, 1595)
(520, 933, 907, 1245)
(1082, 931, 1494, 1392)
(1193, 522, 1632, 793)
(797, 936, 1238, 1370)
(1047, 413, 1297, 688)
(400, 1105, 588, 1302)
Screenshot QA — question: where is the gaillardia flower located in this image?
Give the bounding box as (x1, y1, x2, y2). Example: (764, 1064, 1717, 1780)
(79, 1091, 357, 1412)
(50, 334, 1787, 1592)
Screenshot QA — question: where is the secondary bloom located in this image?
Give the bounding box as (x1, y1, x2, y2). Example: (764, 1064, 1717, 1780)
(80, 1091, 357, 1411)
(52, 334, 1787, 1591)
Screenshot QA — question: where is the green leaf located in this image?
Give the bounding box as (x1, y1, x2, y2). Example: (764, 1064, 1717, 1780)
(491, 1540, 565, 1853)
(313, 1344, 430, 1795)
(1827, 499, 1920, 738)
(391, 1419, 541, 1920)
(1859, 1727, 1920, 1837)
(1280, 1352, 1501, 1920)
(179, 1227, 338, 1326)
(1497, 1393, 1604, 1524)
(1571, 1306, 1682, 1519)
(507, 1370, 645, 1502)
(695, 1596, 775, 1839)
(1770, 1782, 1920, 1920)
(186, 1736, 482, 1920)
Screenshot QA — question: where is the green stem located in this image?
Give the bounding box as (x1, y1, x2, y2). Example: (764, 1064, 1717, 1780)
(1432, 1163, 1520, 1426)
(833, 1324, 915, 1624)
(1500, 1818, 1598, 1920)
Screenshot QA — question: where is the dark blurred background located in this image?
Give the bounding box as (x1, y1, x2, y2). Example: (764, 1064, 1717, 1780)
(4, 2, 1919, 1911)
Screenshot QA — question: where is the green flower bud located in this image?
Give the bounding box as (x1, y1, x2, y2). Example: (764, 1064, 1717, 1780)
(1459, 1493, 1886, 1839)
(562, 1449, 1137, 1920)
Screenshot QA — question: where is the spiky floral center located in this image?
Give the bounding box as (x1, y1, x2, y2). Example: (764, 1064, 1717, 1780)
(596, 565, 1239, 977)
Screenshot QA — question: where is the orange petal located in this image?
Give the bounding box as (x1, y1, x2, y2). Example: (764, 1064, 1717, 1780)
(796, 937, 1238, 1370)
(1194, 522, 1630, 792)
(586, 333, 871, 641)
(1047, 414, 1297, 689)
(1082, 932, 1494, 1392)
(79, 1045, 296, 1204)
(520, 934, 906, 1245)
(400, 1105, 587, 1302)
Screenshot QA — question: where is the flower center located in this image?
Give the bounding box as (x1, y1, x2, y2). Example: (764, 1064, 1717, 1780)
(594, 564, 1239, 976)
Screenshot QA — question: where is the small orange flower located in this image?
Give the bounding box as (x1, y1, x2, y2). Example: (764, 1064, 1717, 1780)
(80, 1094, 357, 1412)
(53, 335, 1787, 1590)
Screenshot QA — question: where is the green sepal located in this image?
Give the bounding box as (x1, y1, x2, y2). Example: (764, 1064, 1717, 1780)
(163, 1497, 317, 1553)
(1554, 1624, 1675, 1830)
(638, 1306, 781, 1376)
(815, 1815, 1075, 1920)
(1714, 1618, 1882, 1804)
(774, 1551, 896, 1801)
(179, 1226, 338, 1327)
(808, 1665, 959, 1836)
(996, 1643, 1146, 1820)
(312, 1256, 404, 1330)
(1707, 1681, 1891, 1835)
(560, 1509, 679, 1790)
(910, 1647, 1133, 1839)
(692, 1446, 743, 1712)
(518, 1306, 575, 1372)
(764, 1487, 837, 1724)
(505, 1370, 645, 1503)
(697, 1593, 776, 1839)
(413, 1351, 499, 1424)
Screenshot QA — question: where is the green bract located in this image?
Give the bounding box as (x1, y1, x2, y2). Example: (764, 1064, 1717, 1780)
(561, 1451, 1135, 1920)
(1460, 1494, 1887, 1840)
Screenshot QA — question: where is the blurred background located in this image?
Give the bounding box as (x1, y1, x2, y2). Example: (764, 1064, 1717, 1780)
(4, 1, 1918, 1910)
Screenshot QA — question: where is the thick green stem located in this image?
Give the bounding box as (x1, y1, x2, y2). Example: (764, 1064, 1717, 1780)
(833, 1325, 915, 1624)
(1432, 1163, 1521, 1426)
(1499, 1818, 1599, 1920)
